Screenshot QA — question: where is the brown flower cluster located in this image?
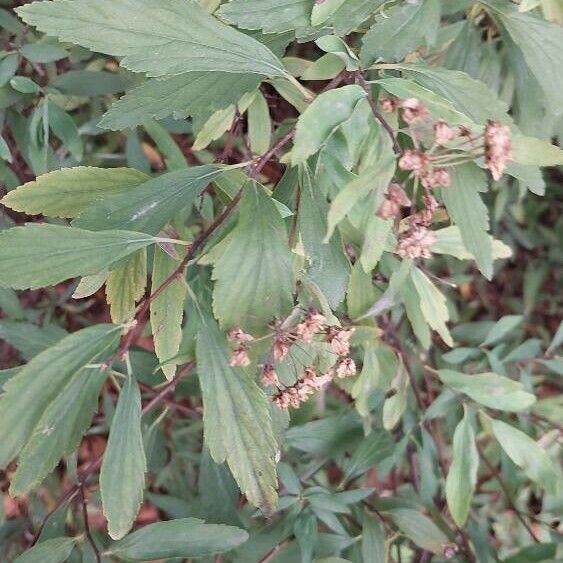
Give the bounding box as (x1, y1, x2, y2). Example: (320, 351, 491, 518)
(484, 120, 512, 180)
(228, 327, 254, 368)
(380, 96, 512, 183)
(377, 182, 411, 220)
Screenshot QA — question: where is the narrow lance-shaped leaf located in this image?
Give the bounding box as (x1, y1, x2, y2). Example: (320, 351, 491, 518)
(17, 0, 287, 78)
(10, 367, 109, 496)
(106, 249, 147, 324)
(150, 246, 187, 380)
(491, 419, 559, 495)
(442, 163, 493, 279)
(101, 375, 147, 540)
(0, 224, 155, 290)
(438, 369, 535, 412)
(73, 165, 224, 235)
(196, 313, 278, 514)
(13, 537, 77, 563)
(212, 182, 294, 334)
(108, 518, 249, 560)
(1, 167, 149, 218)
(445, 406, 479, 526)
(0, 324, 120, 469)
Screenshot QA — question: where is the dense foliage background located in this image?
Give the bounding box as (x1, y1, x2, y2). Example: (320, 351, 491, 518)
(0, 0, 561, 561)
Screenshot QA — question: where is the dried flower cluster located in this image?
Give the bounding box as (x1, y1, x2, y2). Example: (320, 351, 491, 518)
(228, 327, 254, 368)
(375, 96, 513, 261)
(250, 310, 359, 410)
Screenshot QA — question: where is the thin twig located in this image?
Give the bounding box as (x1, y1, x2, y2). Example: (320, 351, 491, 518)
(80, 485, 101, 563)
(476, 441, 540, 543)
(356, 72, 403, 155)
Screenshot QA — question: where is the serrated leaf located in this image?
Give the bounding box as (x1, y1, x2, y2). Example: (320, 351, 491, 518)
(109, 517, 248, 560)
(481, 314, 523, 346)
(432, 226, 512, 262)
(311, 0, 346, 26)
(99, 72, 261, 131)
(10, 367, 109, 496)
(329, 0, 387, 36)
(72, 271, 108, 299)
(298, 166, 350, 308)
(438, 369, 536, 412)
(150, 247, 187, 380)
(291, 85, 366, 165)
(481, 0, 563, 112)
(106, 249, 147, 324)
(217, 0, 312, 34)
(1, 167, 149, 218)
(196, 314, 278, 514)
(73, 165, 223, 235)
(0, 324, 119, 469)
(13, 537, 76, 563)
(442, 163, 493, 279)
(491, 419, 559, 495)
(511, 133, 563, 166)
(390, 509, 448, 554)
(402, 64, 511, 124)
(445, 407, 478, 526)
(0, 224, 155, 290)
(101, 376, 147, 540)
(410, 267, 453, 347)
(17, 0, 286, 78)
(360, 0, 440, 66)
(212, 183, 294, 333)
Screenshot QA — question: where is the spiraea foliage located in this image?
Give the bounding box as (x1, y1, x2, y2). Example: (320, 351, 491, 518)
(0, 0, 562, 561)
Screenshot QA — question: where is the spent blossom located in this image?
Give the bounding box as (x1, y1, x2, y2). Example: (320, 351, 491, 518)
(261, 364, 280, 387)
(400, 98, 430, 124)
(294, 309, 326, 343)
(227, 327, 254, 343)
(434, 120, 455, 145)
(326, 326, 355, 357)
(229, 346, 251, 368)
(396, 225, 437, 259)
(484, 120, 512, 181)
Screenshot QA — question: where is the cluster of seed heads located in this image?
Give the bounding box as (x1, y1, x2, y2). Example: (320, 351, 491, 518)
(377, 96, 512, 260)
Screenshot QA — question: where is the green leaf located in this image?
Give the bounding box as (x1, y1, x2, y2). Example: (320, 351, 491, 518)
(17, 0, 286, 78)
(47, 101, 83, 161)
(442, 163, 493, 279)
(150, 247, 187, 380)
(217, 0, 312, 34)
(511, 133, 563, 167)
(101, 376, 147, 540)
(20, 43, 67, 63)
(13, 537, 76, 563)
(0, 321, 66, 360)
(196, 314, 278, 514)
(410, 267, 453, 347)
(51, 70, 129, 96)
(390, 509, 448, 554)
(311, 0, 346, 26)
(106, 249, 147, 324)
(481, 0, 563, 112)
(291, 85, 366, 165)
(342, 430, 395, 481)
(109, 517, 249, 560)
(298, 166, 350, 308)
(0, 324, 119, 469)
(491, 419, 559, 495)
(402, 64, 511, 124)
(432, 226, 512, 262)
(0, 224, 155, 290)
(1, 167, 149, 218)
(360, 0, 440, 66)
(481, 315, 523, 347)
(247, 91, 272, 155)
(73, 165, 223, 235)
(438, 369, 536, 412)
(10, 367, 109, 496)
(361, 514, 385, 563)
(100, 73, 261, 131)
(10, 76, 40, 94)
(445, 407, 478, 526)
(212, 183, 294, 333)
(329, 0, 387, 36)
